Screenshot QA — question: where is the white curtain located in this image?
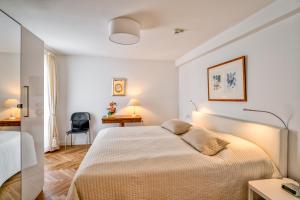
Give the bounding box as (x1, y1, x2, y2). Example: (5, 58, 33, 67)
(45, 51, 59, 152)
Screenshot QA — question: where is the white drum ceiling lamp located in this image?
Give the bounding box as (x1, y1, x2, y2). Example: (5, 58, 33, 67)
(108, 17, 140, 45)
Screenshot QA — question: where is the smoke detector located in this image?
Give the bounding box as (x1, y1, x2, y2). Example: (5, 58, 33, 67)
(174, 28, 185, 34)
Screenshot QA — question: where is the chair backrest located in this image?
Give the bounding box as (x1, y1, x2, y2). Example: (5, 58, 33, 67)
(71, 112, 90, 130)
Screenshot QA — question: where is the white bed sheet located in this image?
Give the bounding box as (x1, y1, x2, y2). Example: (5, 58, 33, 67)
(0, 131, 37, 187)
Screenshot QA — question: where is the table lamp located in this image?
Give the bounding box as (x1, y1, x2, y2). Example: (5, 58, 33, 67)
(4, 98, 19, 120)
(127, 98, 140, 116)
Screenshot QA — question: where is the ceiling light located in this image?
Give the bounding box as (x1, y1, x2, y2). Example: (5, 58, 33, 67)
(108, 17, 140, 45)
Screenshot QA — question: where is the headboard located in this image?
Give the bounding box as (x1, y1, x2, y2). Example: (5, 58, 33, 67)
(192, 112, 288, 177)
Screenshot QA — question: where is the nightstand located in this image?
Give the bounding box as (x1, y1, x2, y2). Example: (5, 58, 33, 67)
(248, 178, 300, 200)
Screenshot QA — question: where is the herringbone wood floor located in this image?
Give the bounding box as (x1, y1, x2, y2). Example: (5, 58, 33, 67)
(0, 172, 21, 200)
(37, 145, 89, 200)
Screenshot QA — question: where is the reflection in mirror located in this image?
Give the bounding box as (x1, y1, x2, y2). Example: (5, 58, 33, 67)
(0, 10, 21, 199)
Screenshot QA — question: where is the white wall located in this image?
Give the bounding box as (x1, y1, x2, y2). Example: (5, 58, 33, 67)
(178, 7, 300, 181)
(0, 53, 20, 120)
(56, 56, 178, 144)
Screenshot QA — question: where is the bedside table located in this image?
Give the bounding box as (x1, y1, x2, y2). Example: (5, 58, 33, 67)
(248, 178, 300, 200)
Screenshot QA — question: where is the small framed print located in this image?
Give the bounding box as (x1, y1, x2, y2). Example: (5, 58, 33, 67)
(112, 78, 127, 96)
(207, 56, 247, 101)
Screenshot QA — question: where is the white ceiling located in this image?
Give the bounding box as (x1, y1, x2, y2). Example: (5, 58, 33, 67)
(0, 0, 273, 60)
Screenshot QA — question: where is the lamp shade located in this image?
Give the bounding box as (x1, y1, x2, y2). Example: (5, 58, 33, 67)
(108, 17, 140, 45)
(4, 98, 18, 108)
(127, 98, 140, 107)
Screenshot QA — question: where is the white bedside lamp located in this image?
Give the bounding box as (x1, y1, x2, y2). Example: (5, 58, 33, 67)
(127, 98, 140, 116)
(4, 98, 19, 120)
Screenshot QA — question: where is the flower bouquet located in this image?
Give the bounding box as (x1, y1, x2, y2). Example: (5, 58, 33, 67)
(107, 101, 117, 116)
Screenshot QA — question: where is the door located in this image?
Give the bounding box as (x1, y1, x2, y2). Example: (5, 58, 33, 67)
(0, 10, 21, 200)
(21, 27, 44, 200)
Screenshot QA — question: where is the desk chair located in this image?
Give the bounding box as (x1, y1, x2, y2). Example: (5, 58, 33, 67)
(65, 112, 91, 150)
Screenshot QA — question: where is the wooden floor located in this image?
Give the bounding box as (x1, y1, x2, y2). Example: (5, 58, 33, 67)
(37, 145, 89, 200)
(0, 172, 21, 200)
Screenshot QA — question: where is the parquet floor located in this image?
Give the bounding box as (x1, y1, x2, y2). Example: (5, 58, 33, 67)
(37, 145, 89, 200)
(0, 172, 21, 200)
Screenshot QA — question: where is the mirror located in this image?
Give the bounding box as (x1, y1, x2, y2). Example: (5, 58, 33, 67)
(0, 10, 21, 199)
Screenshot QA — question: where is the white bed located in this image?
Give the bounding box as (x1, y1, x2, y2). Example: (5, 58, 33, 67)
(0, 131, 37, 187)
(67, 113, 288, 200)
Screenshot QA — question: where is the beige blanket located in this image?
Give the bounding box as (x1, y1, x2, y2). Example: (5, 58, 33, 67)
(67, 126, 276, 200)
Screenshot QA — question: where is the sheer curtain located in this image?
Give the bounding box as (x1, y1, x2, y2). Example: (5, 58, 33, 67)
(44, 50, 59, 152)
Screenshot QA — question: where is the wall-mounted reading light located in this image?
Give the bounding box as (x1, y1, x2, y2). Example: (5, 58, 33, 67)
(243, 108, 288, 129)
(189, 100, 198, 112)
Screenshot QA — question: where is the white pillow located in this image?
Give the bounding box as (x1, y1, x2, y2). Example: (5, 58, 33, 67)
(201, 137, 229, 156)
(181, 128, 211, 146)
(161, 119, 192, 135)
(181, 127, 229, 156)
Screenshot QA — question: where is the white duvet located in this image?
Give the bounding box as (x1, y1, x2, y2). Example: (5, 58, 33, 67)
(0, 131, 37, 187)
(68, 126, 277, 200)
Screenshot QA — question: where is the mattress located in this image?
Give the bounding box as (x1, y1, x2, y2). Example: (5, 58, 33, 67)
(0, 131, 37, 187)
(67, 126, 277, 200)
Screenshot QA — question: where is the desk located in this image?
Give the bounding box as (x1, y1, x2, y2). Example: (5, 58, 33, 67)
(0, 119, 21, 126)
(102, 115, 142, 127)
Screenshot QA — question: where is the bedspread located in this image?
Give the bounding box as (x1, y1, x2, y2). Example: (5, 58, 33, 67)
(67, 126, 276, 200)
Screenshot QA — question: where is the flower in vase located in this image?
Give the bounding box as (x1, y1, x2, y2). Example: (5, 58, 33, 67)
(107, 101, 117, 116)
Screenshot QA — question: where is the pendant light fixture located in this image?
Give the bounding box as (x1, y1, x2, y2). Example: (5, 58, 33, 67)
(108, 17, 140, 45)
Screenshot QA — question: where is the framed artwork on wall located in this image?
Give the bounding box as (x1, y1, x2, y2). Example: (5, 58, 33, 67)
(207, 56, 247, 101)
(112, 78, 127, 96)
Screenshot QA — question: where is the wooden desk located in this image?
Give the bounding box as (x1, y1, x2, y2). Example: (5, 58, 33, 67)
(0, 119, 21, 126)
(102, 115, 142, 127)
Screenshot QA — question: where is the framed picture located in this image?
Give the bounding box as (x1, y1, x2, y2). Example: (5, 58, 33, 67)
(207, 56, 247, 101)
(112, 78, 127, 96)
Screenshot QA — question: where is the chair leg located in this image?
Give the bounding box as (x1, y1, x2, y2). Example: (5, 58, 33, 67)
(86, 133, 88, 149)
(88, 131, 91, 144)
(71, 134, 72, 147)
(65, 134, 68, 150)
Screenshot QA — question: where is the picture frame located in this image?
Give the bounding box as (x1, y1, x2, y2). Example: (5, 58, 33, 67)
(207, 56, 247, 101)
(112, 78, 127, 96)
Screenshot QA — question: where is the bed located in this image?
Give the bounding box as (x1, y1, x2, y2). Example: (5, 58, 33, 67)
(67, 113, 288, 200)
(0, 131, 37, 187)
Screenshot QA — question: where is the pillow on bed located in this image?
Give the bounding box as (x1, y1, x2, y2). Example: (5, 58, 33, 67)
(201, 137, 229, 156)
(181, 128, 229, 156)
(161, 119, 192, 135)
(181, 128, 211, 147)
